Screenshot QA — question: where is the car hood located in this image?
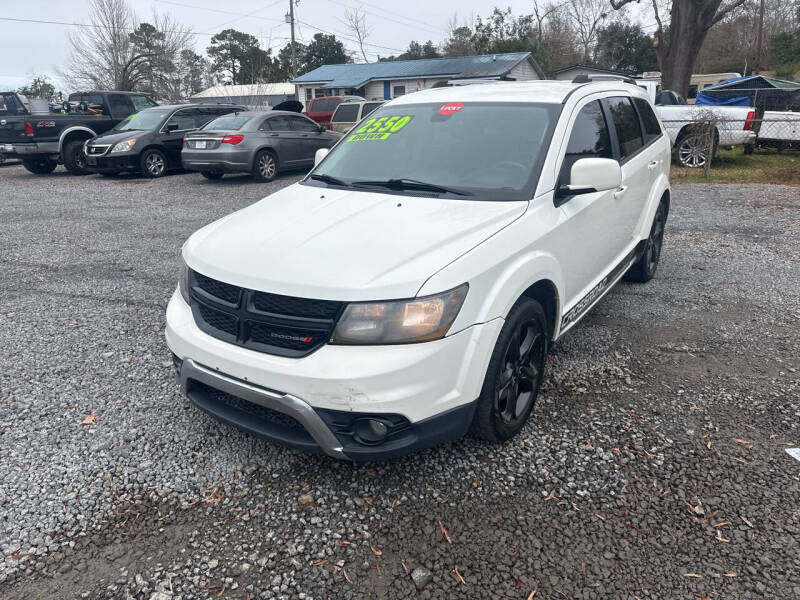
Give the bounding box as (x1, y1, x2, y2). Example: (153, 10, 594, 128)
(184, 183, 527, 301)
(90, 129, 152, 145)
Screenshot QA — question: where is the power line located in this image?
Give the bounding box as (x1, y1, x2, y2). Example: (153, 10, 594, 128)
(0, 16, 212, 36)
(327, 0, 445, 37)
(154, 0, 284, 23)
(297, 18, 405, 53)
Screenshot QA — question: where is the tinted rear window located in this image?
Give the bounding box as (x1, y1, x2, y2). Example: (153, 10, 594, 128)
(311, 98, 341, 113)
(203, 114, 252, 131)
(362, 102, 383, 117)
(633, 97, 662, 142)
(606, 97, 643, 159)
(332, 104, 359, 122)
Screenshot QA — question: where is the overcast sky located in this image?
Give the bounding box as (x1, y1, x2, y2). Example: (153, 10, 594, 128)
(0, 0, 648, 90)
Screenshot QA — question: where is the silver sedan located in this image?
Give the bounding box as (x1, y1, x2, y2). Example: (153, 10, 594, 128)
(182, 110, 342, 182)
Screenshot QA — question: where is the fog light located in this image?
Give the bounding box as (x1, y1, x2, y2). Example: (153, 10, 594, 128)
(354, 419, 389, 444)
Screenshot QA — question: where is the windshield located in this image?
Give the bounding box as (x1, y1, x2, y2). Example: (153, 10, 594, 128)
(307, 101, 560, 200)
(114, 108, 171, 131)
(202, 114, 252, 131)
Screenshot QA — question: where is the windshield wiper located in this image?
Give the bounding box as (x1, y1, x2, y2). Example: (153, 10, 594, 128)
(308, 173, 350, 187)
(351, 178, 473, 196)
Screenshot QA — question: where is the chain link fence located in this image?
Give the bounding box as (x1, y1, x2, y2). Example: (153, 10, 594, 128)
(661, 114, 800, 174)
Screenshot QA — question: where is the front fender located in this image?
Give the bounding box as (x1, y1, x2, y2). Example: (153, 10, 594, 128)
(418, 199, 566, 338)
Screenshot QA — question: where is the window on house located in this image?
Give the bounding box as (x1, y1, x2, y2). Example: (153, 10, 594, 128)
(393, 85, 406, 97)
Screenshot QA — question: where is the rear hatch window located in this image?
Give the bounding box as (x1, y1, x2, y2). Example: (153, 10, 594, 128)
(202, 114, 252, 131)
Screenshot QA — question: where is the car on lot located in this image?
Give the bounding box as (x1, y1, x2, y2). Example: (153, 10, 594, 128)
(329, 100, 385, 133)
(167, 80, 671, 460)
(304, 95, 364, 127)
(635, 79, 756, 168)
(0, 90, 157, 175)
(84, 104, 243, 178)
(182, 111, 342, 182)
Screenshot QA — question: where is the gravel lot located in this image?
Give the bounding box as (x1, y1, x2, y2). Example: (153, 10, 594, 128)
(1, 163, 798, 600)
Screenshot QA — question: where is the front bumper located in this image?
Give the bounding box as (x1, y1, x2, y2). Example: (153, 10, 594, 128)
(166, 290, 501, 460)
(85, 153, 139, 172)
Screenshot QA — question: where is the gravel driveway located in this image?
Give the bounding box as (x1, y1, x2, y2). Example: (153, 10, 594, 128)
(1, 164, 798, 600)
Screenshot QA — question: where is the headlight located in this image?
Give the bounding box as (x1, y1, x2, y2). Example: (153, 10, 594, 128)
(331, 284, 468, 345)
(178, 258, 189, 304)
(110, 139, 136, 153)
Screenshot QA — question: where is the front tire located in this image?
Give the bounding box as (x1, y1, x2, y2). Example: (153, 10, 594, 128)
(63, 140, 90, 175)
(470, 297, 548, 443)
(252, 150, 277, 182)
(625, 199, 668, 283)
(22, 157, 58, 174)
(140, 148, 167, 178)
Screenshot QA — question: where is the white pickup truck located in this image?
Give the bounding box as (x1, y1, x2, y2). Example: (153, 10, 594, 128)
(636, 80, 756, 167)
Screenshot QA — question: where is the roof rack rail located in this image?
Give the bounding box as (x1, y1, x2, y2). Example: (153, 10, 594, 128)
(572, 73, 638, 85)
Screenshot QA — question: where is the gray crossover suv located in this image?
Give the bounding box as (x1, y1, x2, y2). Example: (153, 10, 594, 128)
(182, 111, 342, 181)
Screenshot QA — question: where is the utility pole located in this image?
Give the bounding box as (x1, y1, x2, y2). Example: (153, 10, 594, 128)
(287, 0, 297, 78)
(754, 0, 765, 74)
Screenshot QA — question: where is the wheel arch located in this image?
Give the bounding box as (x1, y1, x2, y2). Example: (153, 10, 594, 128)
(60, 127, 95, 155)
(251, 146, 279, 170)
(520, 279, 560, 342)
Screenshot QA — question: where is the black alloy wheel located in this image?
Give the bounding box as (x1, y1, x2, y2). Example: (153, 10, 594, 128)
(470, 297, 548, 443)
(495, 321, 546, 425)
(625, 199, 668, 283)
(63, 140, 90, 175)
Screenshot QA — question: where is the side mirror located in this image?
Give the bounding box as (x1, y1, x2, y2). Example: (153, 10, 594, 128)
(166, 122, 179, 132)
(318, 125, 326, 132)
(556, 158, 621, 202)
(314, 148, 329, 166)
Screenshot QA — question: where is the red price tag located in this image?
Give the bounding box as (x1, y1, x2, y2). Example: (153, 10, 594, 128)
(438, 102, 464, 115)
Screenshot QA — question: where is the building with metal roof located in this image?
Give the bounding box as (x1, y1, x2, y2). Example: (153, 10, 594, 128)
(290, 53, 545, 107)
(188, 83, 296, 109)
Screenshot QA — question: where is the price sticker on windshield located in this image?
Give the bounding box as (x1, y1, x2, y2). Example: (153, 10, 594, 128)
(347, 115, 412, 142)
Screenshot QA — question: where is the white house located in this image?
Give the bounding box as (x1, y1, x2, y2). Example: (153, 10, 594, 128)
(291, 53, 546, 107)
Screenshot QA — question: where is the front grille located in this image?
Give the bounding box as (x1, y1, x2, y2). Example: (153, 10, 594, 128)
(188, 269, 344, 358)
(193, 381, 305, 430)
(195, 272, 240, 305)
(87, 144, 110, 156)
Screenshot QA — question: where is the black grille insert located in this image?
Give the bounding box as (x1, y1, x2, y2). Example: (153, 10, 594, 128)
(192, 381, 306, 431)
(188, 269, 343, 358)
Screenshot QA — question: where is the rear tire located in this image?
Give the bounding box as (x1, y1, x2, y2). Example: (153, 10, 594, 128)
(63, 140, 90, 175)
(675, 130, 718, 168)
(252, 150, 277, 182)
(625, 199, 668, 283)
(201, 171, 224, 180)
(22, 157, 58, 174)
(470, 297, 548, 443)
(140, 148, 167, 178)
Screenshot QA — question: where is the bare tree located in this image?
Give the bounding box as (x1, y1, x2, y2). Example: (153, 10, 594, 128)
(567, 0, 608, 63)
(61, 0, 193, 99)
(610, 0, 749, 96)
(342, 7, 372, 63)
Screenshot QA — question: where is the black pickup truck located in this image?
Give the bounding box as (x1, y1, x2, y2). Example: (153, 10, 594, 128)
(0, 90, 157, 175)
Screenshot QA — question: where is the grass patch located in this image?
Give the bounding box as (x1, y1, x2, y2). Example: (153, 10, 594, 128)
(671, 147, 800, 185)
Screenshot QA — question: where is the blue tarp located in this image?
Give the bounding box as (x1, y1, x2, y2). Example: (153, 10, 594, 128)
(695, 92, 751, 106)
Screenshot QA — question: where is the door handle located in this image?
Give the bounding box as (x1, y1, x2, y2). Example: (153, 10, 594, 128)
(648, 160, 659, 170)
(613, 185, 628, 199)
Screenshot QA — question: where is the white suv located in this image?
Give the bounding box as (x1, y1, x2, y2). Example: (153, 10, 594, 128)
(166, 80, 671, 460)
